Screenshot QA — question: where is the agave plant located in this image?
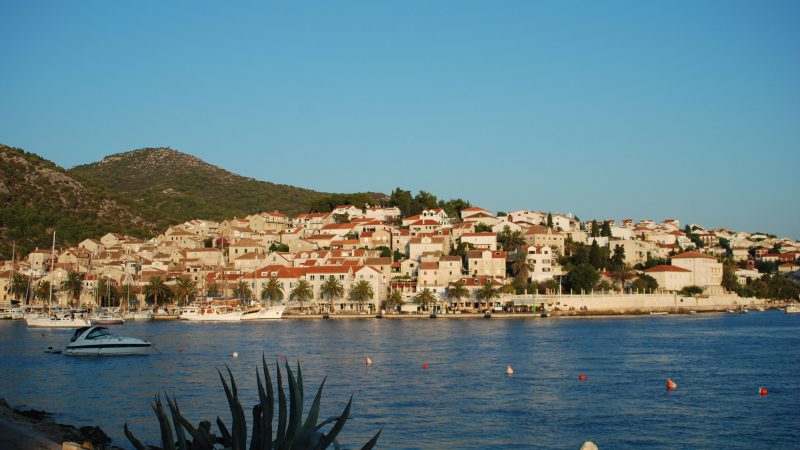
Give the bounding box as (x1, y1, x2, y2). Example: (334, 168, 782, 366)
(125, 357, 381, 449)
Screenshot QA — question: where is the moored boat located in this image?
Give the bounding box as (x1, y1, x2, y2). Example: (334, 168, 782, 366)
(179, 305, 243, 322)
(241, 305, 287, 320)
(90, 309, 125, 325)
(26, 313, 91, 328)
(64, 326, 152, 356)
(649, 311, 669, 315)
(785, 304, 800, 314)
(124, 309, 154, 320)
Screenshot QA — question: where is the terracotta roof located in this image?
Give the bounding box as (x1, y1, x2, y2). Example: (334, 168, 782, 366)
(643, 265, 691, 273)
(671, 251, 717, 260)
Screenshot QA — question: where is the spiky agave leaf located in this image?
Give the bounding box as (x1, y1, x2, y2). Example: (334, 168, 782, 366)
(256, 354, 273, 449)
(123, 422, 147, 450)
(275, 361, 287, 445)
(217, 416, 233, 447)
(360, 428, 383, 450)
(282, 360, 303, 448)
(316, 395, 353, 449)
(218, 367, 248, 450)
(165, 394, 187, 450)
(152, 395, 176, 450)
(294, 377, 327, 449)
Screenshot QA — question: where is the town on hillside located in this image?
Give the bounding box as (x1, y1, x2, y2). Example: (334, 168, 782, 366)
(2, 205, 799, 314)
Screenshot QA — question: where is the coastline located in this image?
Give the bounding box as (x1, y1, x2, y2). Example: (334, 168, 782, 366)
(0, 398, 114, 450)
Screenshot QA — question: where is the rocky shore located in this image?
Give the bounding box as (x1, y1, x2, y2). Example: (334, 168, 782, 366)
(0, 398, 115, 449)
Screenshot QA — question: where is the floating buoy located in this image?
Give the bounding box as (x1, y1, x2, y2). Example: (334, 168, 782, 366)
(666, 378, 677, 390)
(365, 356, 373, 365)
(232, 352, 238, 358)
(506, 365, 514, 375)
(759, 387, 768, 396)
(178, 345, 185, 352)
(279, 355, 286, 360)
(579, 374, 586, 381)
(423, 363, 429, 370)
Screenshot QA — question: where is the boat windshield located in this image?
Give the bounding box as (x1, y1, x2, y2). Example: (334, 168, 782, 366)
(71, 327, 90, 342)
(86, 327, 111, 339)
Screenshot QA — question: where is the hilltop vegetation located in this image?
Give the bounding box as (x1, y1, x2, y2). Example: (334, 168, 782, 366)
(0, 145, 155, 259)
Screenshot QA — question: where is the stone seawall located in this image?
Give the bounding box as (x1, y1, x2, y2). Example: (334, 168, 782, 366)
(525, 293, 767, 313)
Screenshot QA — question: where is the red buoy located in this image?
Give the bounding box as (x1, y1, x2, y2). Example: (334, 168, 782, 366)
(579, 374, 586, 381)
(178, 345, 185, 352)
(279, 355, 286, 360)
(365, 356, 373, 365)
(666, 378, 677, 390)
(423, 363, 429, 369)
(759, 387, 768, 396)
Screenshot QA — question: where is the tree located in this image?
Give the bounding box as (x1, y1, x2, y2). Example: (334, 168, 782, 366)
(95, 279, 118, 307)
(609, 245, 625, 272)
(233, 280, 254, 302)
(320, 277, 344, 313)
(414, 288, 438, 312)
(610, 264, 635, 291)
(590, 220, 600, 238)
(35, 280, 51, 303)
(174, 278, 198, 306)
(600, 221, 612, 237)
(498, 226, 525, 252)
(722, 267, 740, 292)
(679, 285, 704, 296)
(375, 246, 392, 258)
(384, 289, 404, 311)
(475, 280, 500, 311)
(566, 264, 600, 293)
(269, 243, 290, 252)
(444, 281, 469, 308)
(206, 282, 220, 297)
(589, 240, 604, 269)
(260, 278, 284, 306)
(10, 273, 29, 302)
(348, 280, 374, 313)
(389, 188, 413, 216)
(61, 271, 84, 307)
(144, 276, 171, 307)
(511, 252, 534, 283)
(631, 274, 658, 292)
(290, 279, 313, 312)
(547, 213, 553, 229)
(474, 222, 492, 233)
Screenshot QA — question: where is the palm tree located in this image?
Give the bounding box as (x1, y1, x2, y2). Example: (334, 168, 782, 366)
(35, 280, 51, 304)
(349, 280, 374, 313)
(475, 280, 500, 311)
(384, 288, 404, 312)
(144, 276, 171, 307)
(260, 278, 284, 306)
(174, 278, 198, 306)
(414, 288, 438, 313)
(61, 271, 83, 307)
(444, 281, 469, 309)
(95, 279, 118, 307)
(232, 280, 253, 302)
(511, 252, 535, 284)
(290, 280, 314, 312)
(611, 264, 635, 292)
(206, 282, 220, 297)
(10, 273, 29, 302)
(320, 277, 344, 313)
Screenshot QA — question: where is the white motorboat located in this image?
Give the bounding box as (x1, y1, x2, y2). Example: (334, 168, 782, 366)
(649, 311, 669, 316)
(64, 326, 152, 356)
(124, 309, 154, 321)
(179, 305, 243, 322)
(90, 310, 125, 326)
(786, 304, 800, 314)
(26, 313, 91, 328)
(241, 305, 287, 321)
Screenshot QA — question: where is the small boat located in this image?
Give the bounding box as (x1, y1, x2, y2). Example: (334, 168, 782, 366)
(64, 326, 152, 356)
(786, 304, 800, 314)
(124, 309, 154, 321)
(179, 305, 243, 322)
(90, 310, 125, 326)
(756, 307, 765, 312)
(726, 309, 736, 313)
(26, 313, 91, 328)
(688, 310, 697, 315)
(649, 311, 669, 316)
(241, 305, 287, 321)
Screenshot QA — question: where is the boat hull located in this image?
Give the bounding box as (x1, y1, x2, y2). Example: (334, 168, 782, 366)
(26, 316, 91, 328)
(179, 312, 243, 322)
(241, 306, 287, 320)
(786, 305, 800, 314)
(64, 343, 152, 356)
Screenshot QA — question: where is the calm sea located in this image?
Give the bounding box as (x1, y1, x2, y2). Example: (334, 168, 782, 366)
(1, 312, 798, 449)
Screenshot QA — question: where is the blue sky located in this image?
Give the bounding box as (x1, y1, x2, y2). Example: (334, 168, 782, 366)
(2, 1, 798, 238)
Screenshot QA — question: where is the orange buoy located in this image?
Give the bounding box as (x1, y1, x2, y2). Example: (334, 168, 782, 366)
(759, 387, 768, 396)
(506, 365, 514, 375)
(666, 378, 677, 390)
(279, 355, 286, 360)
(579, 374, 586, 381)
(365, 356, 373, 365)
(178, 345, 185, 352)
(423, 363, 429, 369)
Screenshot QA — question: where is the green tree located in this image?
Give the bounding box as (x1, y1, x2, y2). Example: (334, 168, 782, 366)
(566, 263, 600, 293)
(389, 187, 413, 216)
(444, 280, 469, 308)
(679, 285, 704, 296)
(721, 267, 740, 292)
(95, 279, 118, 307)
(511, 252, 535, 283)
(610, 264, 635, 291)
(260, 278, 284, 306)
(35, 280, 51, 304)
(174, 277, 198, 306)
(600, 221, 612, 237)
(290, 279, 314, 312)
(269, 243, 290, 252)
(375, 246, 392, 258)
(589, 240, 604, 269)
(474, 222, 492, 233)
(475, 280, 500, 311)
(414, 288, 438, 312)
(631, 274, 658, 292)
(547, 212, 553, 229)
(61, 271, 84, 307)
(590, 219, 600, 238)
(9, 273, 30, 302)
(232, 280, 253, 302)
(348, 280, 374, 313)
(609, 245, 625, 272)
(320, 277, 344, 313)
(384, 288, 404, 311)
(206, 282, 220, 297)
(144, 276, 171, 307)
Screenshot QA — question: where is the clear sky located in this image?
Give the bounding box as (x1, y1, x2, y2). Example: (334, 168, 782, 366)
(2, 1, 798, 238)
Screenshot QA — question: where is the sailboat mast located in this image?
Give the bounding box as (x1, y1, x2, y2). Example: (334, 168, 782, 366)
(48, 231, 55, 307)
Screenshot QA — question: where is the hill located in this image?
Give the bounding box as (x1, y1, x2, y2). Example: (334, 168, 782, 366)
(0, 145, 156, 259)
(68, 147, 387, 230)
